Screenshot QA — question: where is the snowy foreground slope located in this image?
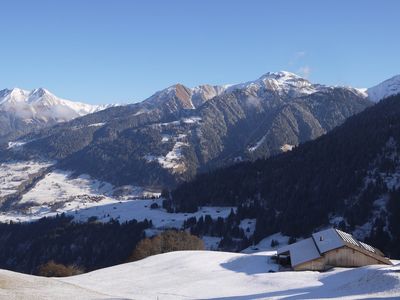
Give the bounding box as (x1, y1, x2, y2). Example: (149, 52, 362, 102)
(1, 250, 399, 300)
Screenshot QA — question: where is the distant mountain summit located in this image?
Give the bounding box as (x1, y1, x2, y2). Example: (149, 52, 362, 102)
(367, 74, 400, 102)
(143, 83, 226, 112)
(226, 71, 319, 96)
(143, 71, 324, 112)
(0, 87, 112, 142)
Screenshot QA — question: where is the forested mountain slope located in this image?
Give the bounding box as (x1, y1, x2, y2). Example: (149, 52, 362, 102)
(171, 94, 400, 257)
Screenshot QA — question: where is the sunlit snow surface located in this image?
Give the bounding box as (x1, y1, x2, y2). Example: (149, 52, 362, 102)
(1, 161, 400, 299)
(367, 74, 400, 102)
(0, 161, 53, 197)
(0, 161, 234, 232)
(0, 250, 399, 299)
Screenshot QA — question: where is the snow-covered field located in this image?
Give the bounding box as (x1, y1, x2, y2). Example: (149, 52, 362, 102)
(1, 250, 399, 300)
(19, 170, 115, 205)
(0, 161, 52, 197)
(242, 232, 291, 254)
(0, 162, 234, 241)
(1, 197, 233, 232)
(72, 200, 233, 228)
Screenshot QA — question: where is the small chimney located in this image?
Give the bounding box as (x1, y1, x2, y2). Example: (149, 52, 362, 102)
(320, 236, 324, 241)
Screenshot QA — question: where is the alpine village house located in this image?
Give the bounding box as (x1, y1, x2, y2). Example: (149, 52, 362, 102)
(277, 228, 393, 271)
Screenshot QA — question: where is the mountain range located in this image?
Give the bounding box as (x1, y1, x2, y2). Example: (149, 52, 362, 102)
(2, 72, 399, 143)
(1, 71, 400, 271)
(0, 88, 113, 143)
(1, 71, 380, 189)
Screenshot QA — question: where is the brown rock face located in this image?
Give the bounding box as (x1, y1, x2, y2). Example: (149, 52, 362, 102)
(174, 84, 193, 108)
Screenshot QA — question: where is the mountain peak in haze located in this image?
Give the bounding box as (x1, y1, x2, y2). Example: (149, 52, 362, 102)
(0, 87, 111, 129)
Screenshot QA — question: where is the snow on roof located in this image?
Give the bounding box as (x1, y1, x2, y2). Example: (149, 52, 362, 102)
(314, 228, 378, 255)
(312, 228, 345, 253)
(277, 238, 321, 267)
(277, 228, 383, 268)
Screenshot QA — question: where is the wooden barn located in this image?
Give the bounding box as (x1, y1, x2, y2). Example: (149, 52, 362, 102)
(277, 228, 392, 271)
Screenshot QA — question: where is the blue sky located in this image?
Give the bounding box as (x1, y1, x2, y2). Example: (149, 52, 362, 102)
(0, 0, 399, 104)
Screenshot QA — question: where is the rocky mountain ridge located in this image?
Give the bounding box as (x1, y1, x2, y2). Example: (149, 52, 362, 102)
(1, 71, 373, 189)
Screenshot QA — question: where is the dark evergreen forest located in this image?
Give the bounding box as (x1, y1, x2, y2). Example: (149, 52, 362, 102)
(170, 94, 400, 258)
(0, 215, 151, 274)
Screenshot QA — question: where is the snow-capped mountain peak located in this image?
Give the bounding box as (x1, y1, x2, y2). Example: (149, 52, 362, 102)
(0, 88, 30, 105)
(144, 71, 363, 111)
(225, 70, 317, 97)
(30, 87, 49, 97)
(145, 71, 315, 109)
(367, 74, 400, 102)
(258, 70, 311, 89)
(0, 87, 110, 124)
(259, 70, 302, 80)
(28, 88, 61, 106)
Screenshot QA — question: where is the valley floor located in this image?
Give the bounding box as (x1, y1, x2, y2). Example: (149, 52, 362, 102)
(1, 250, 399, 300)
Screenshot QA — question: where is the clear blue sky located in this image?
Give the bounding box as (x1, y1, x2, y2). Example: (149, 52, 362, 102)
(0, 0, 399, 104)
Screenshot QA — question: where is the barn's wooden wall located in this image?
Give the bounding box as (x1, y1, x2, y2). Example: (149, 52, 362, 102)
(294, 246, 385, 271)
(323, 247, 383, 267)
(294, 257, 325, 271)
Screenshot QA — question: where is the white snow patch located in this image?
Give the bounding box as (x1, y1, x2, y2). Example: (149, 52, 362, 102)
(242, 232, 291, 254)
(248, 135, 266, 152)
(182, 116, 202, 124)
(145, 142, 189, 173)
(87, 122, 106, 127)
(157, 142, 187, 171)
(7, 141, 27, 149)
(160, 120, 180, 126)
(161, 134, 171, 142)
(239, 218, 256, 237)
(133, 109, 149, 116)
